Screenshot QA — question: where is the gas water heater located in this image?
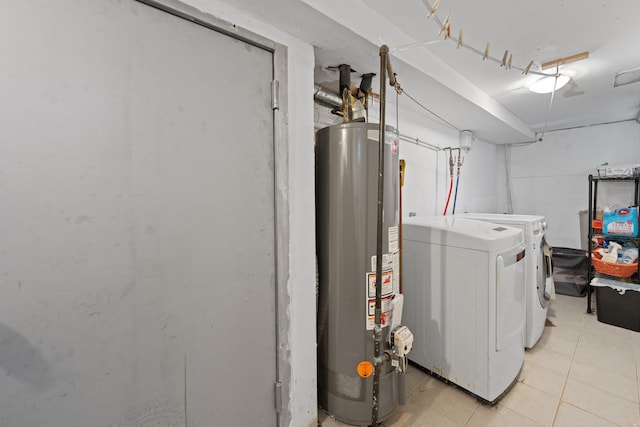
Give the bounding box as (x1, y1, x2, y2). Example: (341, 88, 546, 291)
(316, 122, 408, 425)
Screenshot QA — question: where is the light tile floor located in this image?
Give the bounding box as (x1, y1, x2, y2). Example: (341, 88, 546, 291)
(319, 294, 640, 427)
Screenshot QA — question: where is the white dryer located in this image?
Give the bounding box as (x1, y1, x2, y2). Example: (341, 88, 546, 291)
(457, 213, 552, 348)
(403, 216, 526, 403)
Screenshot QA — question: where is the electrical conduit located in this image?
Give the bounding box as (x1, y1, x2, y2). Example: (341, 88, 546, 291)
(372, 44, 390, 427)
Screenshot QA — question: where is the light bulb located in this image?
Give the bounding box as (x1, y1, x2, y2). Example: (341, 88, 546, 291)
(529, 74, 570, 94)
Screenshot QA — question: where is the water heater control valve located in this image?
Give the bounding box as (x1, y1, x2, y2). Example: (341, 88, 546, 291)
(391, 326, 413, 357)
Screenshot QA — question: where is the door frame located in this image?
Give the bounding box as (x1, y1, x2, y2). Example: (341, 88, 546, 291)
(134, 1, 291, 424)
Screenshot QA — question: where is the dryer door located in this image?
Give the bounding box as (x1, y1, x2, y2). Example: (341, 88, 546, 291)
(536, 236, 551, 308)
(496, 245, 527, 351)
(530, 220, 552, 309)
(542, 237, 554, 304)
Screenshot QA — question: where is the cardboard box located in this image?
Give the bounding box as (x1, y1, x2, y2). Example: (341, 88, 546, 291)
(595, 209, 603, 221)
(597, 164, 640, 178)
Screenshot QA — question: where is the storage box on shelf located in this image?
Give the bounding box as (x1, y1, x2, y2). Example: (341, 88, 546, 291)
(596, 163, 640, 178)
(586, 175, 640, 331)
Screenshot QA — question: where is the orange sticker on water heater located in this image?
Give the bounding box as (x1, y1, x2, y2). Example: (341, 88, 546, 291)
(357, 361, 374, 378)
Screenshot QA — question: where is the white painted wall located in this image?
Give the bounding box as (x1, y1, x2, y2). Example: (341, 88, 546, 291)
(497, 121, 640, 248)
(315, 96, 499, 219)
(385, 101, 499, 217)
(452, 137, 498, 214)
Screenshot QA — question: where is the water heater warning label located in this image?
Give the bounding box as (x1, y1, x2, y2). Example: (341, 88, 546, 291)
(366, 310, 391, 330)
(365, 269, 394, 330)
(393, 252, 400, 295)
(366, 270, 394, 298)
(371, 253, 393, 271)
(388, 226, 399, 253)
(368, 296, 393, 315)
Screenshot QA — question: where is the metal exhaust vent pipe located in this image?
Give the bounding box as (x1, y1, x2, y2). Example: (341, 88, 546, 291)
(313, 84, 367, 122)
(313, 85, 343, 109)
(338, 64, 354, 122)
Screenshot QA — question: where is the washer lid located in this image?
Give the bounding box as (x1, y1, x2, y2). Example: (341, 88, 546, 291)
(456, 213, 546, 242)
(404, 216, 523, 252)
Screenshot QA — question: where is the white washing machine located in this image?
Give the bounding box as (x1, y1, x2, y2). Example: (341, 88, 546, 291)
(403, 216, 526, 403)
(457, 213, 552, 348)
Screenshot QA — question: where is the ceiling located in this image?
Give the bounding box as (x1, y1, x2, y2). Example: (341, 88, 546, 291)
(222, 0, 640, 144)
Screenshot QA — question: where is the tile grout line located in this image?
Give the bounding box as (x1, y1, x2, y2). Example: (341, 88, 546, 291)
(559, 307, 640, 425)
(462, 399, 480, 427)
(462, 403, 480, 426)
(407, 375, 476, 426)
(561, 401, 626, 426)
(548, 308, 586, 426)
(574, 314, 640, 424)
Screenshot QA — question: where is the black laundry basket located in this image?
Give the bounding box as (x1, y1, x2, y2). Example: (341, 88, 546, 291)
(552, 247, 588, 297)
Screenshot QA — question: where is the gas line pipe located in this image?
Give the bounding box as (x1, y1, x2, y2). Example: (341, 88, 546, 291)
(372, 43, 391, 427)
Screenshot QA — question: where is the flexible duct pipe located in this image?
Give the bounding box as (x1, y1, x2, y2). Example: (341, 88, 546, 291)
(314, 84, 367, 122)
(314, 85, 343, 109)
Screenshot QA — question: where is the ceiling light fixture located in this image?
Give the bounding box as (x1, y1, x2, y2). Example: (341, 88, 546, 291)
(529, 74, 570, 94)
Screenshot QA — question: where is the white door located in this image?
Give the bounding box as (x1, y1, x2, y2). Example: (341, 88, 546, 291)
(0, 1, 279, 425)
